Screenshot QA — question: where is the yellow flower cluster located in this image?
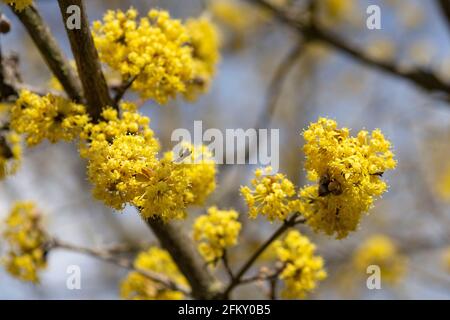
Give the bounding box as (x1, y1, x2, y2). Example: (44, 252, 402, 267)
(2, 202, 47, 283)
(3, 0, 32, 11)
(193, 206, 241, 263)
(184, 17, 221, 101)
(273, 230, 327, 299)
(82, 103, 216, 220)
(169, 142, 217, 205)
(0, 132, 21, 180)
(136, 144, 217, 221)
(241, 166, 300, 221)
(353, 235, 407, 285)
(81, 103, 158, 210)
(11, 90, 89, 146)
(209, 0, 266, 34)
(92, 8, 193, 104)
(319, 0, 354, 23)
(120, 247, 188, 300)
(300, 118, 396, 239)
(135, 155, 192, 221)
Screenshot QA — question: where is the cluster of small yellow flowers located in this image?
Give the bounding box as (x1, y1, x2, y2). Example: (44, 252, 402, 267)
(273, 230, 327, 299)
(353, 235, 407, 285)
(241, 166, 300, 222)
(136, 143, 217, 221)
(86, 134, 158, 210)
(300, 117, 396, 239)
(170, 142, 217, 205)
(120, 247, 188, 300)
(81, 102, 161, 210)
(79, 102, 159, 158)
(134, 155, 191, 221)
(184, 17, 221, 101)
(0, 132, 21, 180)
(2, 202, 48, 283)
(92, 8, 194, 104)
(193, 206, 241, 263)
(209, 0, 266, 35)
(11, 90, 90, 146)
(318, 0, 355, 23)
(2, 0, 32, 11)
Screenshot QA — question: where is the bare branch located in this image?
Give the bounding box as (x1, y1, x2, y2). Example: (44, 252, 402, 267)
(146, 218, 222, 299)
(58, 0, 113, 120)
(50, 238, 191, 296)
(438, 0, 450, 31)
(10, 4, 83, 102)
(222, 213, 302, 298)
(245, 0, 450, 102)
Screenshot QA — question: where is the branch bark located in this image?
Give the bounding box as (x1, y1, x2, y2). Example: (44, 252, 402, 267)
(58, 0, 112, 120)
(222, 214, 303, 298)
(10, 4, 83, 102)
(438, 0, 450, 31)
(146, 218, 222, 299)
(51, 238, 191, 295)
(245, 0, 450, 102)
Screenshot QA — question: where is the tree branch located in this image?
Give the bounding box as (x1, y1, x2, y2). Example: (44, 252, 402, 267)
(50, 238, 191, 295)
(438, 0, 450, 31)
(10, 3, 83, 102)
(245, 0, 450, 102)
(58, 0, 113, 120)
(146, 218, 222, 299)
(222, 213, 302, 298)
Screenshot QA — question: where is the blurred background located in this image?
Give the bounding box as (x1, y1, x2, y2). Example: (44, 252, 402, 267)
(0, 0, 449, 299)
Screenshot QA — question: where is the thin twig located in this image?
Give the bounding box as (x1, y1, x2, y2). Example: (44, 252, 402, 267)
(113, 75, 138, 107)
(50, 238, 191, 295)
(245, 0, 450, 102)
(222, 250, 235, 281)
(222, 213, 302, 298)
(10, 3, 83, 102)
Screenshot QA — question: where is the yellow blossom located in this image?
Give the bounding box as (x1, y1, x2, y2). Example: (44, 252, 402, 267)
(184, 16, 221, 101)
(273, 230, 327, 299)
(300, 118, 396, 239)
(11, 90, 89, 146)
(353, 235, 407, 285)
(319, 0, 354, 23)
(79, 102, 159, 159)
(120, 247, 188, 300)
(92, 8, 194, 104)
(3, 0, 32, 11)
(2, 202, 47, 283)
(0, 132, 21, 180)
(167, 142, 217, 205)
(241, 166, 300, 222)
(193, 206, 241, 263)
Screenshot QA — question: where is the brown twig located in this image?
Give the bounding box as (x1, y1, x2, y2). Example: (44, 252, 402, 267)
(58, 0, 113, 120)
(50, 238, 191, 295)
(10, 3, 83, 102)
(438, 0, 450, 32)
(245, 0, 450, 102)
(222, 213, 302, 298)
(146, 217, 222, 299)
